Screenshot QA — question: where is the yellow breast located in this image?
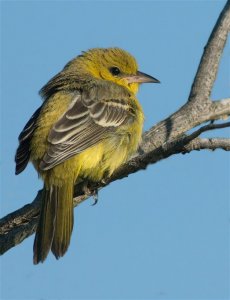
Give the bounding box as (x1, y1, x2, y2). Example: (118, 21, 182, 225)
(31, 92, 144, 186)
(75, 96, 144, 182)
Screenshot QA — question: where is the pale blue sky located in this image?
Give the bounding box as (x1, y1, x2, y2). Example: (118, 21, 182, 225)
(1, 1, 229, 299)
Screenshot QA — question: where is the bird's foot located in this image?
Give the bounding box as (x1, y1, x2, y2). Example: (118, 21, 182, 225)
(82, 182, 99, 206)
(91, 189, 98, 206)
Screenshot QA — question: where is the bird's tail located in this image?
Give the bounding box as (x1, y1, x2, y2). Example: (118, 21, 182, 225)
(33, 181, 74, 264)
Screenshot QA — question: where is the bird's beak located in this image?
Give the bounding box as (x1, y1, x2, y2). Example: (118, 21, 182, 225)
(124, 71, 160, 84)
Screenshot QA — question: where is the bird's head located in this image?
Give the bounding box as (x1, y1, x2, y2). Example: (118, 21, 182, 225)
(66, 48, 160, 94)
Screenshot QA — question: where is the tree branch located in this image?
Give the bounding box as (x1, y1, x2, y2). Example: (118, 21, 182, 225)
(183, 138, 230, 152)
(188, 1, 230, 104)
(1, 1, 230, 256)
(210, 98, 230, 121)
(183, 121, 230, 142)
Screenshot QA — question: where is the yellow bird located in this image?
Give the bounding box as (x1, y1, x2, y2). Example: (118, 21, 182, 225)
(15, 48, 159, 264)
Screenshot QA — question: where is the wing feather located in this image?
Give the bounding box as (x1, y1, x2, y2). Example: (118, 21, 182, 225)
(15, 106, 42, 174)
(40, 84, 135, 171)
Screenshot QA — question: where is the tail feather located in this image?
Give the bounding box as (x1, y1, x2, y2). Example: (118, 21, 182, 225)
(33, 182, 74, 264)
(33, 186, 57, 264)
(51, 183, 74, 259)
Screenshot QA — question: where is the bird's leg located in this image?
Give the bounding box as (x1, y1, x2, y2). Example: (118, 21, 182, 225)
(100, 178, 107, 185)
(82, 181, 99, 206)
(91, 189, 98, 206)
(90, 177, 109, 205)
(82, 174, 109, 206)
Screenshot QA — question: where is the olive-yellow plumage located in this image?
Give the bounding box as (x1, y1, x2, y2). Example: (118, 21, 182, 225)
(15, 47, 159, 264)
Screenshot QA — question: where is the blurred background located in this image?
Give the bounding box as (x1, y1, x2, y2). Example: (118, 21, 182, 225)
(1, 1, 229, 299)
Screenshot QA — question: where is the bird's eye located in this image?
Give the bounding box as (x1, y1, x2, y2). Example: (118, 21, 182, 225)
(109, 67, 121, 76)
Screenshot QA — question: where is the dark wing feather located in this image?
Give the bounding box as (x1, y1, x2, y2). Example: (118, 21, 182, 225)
(40, 85, 134, 171)
(15, 106, 42, 174)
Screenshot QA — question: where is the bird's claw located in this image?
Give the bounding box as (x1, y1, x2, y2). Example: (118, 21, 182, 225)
(91, 189, 98, 206)
(82, 183, 99, 205)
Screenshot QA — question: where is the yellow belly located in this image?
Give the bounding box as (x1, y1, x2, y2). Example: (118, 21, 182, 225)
(31, 92, 144, 187)
(42, 119, 143, 187)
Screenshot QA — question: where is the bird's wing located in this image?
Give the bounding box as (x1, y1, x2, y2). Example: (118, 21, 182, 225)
(40, 84, 135, 171)
(15, 106, 42, 174)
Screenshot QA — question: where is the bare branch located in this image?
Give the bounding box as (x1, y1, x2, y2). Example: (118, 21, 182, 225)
(213, 98, 230, 103)
(210, 98, 230, 121)
(141, 98, 230, 154)
(1, 1, 230, 256)
(188, 1, 230, 104)
(142, 0, 230, 153)
(183, 138, 230, 152)
(183, 121, 230, 142)
(0, 192, 41, 254)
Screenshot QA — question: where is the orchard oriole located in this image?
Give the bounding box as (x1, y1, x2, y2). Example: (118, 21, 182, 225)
(15, 48, 159, 264)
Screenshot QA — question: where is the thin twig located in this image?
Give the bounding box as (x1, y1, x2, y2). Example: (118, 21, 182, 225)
(183, 138, 230, 152)
(184, 121, 230, 142)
